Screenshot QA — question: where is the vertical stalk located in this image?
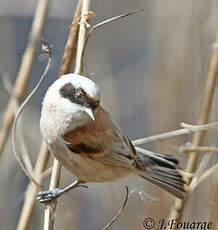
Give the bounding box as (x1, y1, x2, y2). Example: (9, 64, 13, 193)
(167, 33, 218, 229)
(16, 1, 83, 229)
(43, 0, 91, 229)
(0, 0, 49, 156)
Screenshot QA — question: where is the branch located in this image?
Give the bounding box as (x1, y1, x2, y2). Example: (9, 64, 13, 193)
(0, 0, 49, 156)
(102, 185, 129, 230)
(133, 128, 191, 145)
(189, 163, 218, 192)
(133, 121, 218, 146)
(179, 146, 218, 153)
(81, 9, 144, 69)
(181, 121, 218, 131)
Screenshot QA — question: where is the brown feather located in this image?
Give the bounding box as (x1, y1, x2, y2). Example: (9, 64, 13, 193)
(63, 106, 112, 156)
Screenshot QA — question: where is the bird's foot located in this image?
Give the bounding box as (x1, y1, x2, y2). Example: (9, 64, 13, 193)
(36, 180, 89, 204)
(37, 188, 63, 203)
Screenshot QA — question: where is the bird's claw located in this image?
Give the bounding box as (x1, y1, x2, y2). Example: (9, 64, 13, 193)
(37, 189, 61, 204)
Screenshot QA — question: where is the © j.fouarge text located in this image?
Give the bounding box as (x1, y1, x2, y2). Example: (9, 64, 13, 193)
(143, 217, 213, 230)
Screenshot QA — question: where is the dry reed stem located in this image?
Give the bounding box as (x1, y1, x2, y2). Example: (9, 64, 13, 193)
(189, 163, 218, 192)
(133, 121, 218, 145)
(181, 121, 218, 131)
(44, 159, 62, 230)
(17, 141, 49, 230)
(43, 1, 87, 229)
(167, 33, 218, 229)
(188, 153, 212, 190)
(74, 0, 91, 74)
(16, 2, 83, 230)
(0, 0, 49, 156)
(58, 7, 140, 230)
(209, 185, 218, 230)
(15, 39, 51, 230)
(133, 128, 191, 145)
(179, 146, 218, 154)
(102, 185, 129, 230)
(59, 0, 83, 76)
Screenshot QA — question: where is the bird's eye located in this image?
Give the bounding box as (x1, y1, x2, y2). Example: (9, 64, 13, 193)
(76, 90, 83, 99)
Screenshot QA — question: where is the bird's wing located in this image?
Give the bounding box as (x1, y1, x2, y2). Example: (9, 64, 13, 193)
(63, 107, 136, 168)
(90, 116, 137, 168)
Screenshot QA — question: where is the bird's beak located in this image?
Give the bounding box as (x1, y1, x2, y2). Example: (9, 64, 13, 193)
(85, 108, 95, 121)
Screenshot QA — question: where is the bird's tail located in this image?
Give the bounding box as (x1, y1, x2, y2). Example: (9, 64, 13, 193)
(135, 147, 186, 199)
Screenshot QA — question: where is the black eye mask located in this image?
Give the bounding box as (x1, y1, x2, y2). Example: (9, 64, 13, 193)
(59, 83, 99, 110)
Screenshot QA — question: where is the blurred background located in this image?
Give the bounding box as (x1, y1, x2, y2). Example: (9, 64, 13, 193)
(0, 0, 218, 229)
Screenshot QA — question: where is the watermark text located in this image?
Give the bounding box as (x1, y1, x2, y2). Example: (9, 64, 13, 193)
(143, 218, 212, 230)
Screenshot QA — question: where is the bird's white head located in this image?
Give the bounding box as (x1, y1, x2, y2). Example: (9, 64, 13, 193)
(40, 73, 100, 142)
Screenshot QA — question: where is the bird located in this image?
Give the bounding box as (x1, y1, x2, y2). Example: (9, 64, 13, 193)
(38, 73, 186, 203)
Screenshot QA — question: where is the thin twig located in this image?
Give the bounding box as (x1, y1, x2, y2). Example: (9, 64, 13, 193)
(12, 41, 51, 190)
(40, 167, 53, 180)
(133, 128, 191, 145)
(102, 185, 129, 230)
(189, 163, 218, 192)
(179, 146, 218, 153)
(181, 122, 218, 131)
(0, 0, 49, 156)
(1, 72, 34, 175)
(81, 8, 144, 68)
(14, 39, 51, 230)
(188, 153, 212, 191)
(167, 32, 218, 229)
(133, 121, 218, 146)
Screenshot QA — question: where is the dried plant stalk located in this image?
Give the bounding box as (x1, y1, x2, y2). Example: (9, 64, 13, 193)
(179, 146, 218, 154)
(59, 0, 83, 76)
(133, 121, 218, 146)
(44, 5, 145, 229)
(102, 185, 129, 230)
(14, 39, 52, 230)
(12, 50, 52, 190)
(167, 33, 218, 229)
(17, 141, 48, 230)
(0, 0, 49, 156)
(43, 0, 88, 229)
(209, 185, 218, 230)
(44, 159, 62, 230)
(186, 36, 218, 173)
(74, 0, 91, 74)
(81, 9, 144, 66)
(17, 0, 82, 230)
(16, 2, 83, 230)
